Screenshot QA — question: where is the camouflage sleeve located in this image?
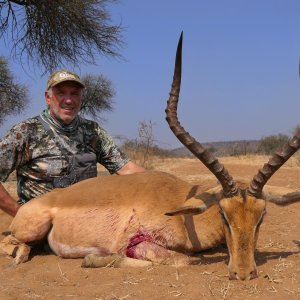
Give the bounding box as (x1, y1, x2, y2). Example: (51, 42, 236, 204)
(94, 124, 129, 174)
(0, 121, 33, 182)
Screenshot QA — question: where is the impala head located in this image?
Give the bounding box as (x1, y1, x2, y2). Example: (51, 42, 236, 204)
(219, 193, 266, 280)
(166, 32, 300, 280)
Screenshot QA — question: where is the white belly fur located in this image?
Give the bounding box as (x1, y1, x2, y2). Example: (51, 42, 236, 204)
(47, 227, 110, 258)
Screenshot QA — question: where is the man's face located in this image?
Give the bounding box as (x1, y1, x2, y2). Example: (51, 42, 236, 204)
(45, 82, 82, 124)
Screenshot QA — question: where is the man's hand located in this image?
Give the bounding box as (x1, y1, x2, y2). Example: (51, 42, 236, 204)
(116, 161, 145, 175)
(0, 183, 20, 217)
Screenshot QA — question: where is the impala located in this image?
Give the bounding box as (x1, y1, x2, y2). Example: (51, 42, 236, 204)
(1, 33, 299, 280)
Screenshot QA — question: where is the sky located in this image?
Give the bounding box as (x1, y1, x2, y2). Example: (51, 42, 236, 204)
(1, 0, 300, 149)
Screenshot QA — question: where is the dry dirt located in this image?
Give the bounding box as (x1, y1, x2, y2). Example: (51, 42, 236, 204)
(0, 156, 299, 300)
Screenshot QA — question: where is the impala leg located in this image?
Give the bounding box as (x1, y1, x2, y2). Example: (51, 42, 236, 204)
(3, 204, 54, 264)
(82, 253, 153, 268)
(82, 241, 200, 268)
(126, 241, 200, 267)
(0, 234, 31, 264)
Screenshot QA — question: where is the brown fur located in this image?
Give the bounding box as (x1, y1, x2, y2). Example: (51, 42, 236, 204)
(219, 195, 266, 280)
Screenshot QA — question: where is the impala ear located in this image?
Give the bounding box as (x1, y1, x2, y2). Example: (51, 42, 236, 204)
(165, 197, 207, 216)
(165, 204, 207, 216)
(263, 185, 300, 205)
(265, 192, 300, 205)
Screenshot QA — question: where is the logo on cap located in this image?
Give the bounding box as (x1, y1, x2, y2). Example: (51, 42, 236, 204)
(58, 72, 76, 80)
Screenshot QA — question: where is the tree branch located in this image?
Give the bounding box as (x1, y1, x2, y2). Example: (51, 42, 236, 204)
(8, 0, 28, 6)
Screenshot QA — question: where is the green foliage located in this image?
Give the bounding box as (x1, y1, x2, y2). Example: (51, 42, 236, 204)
(258, 133, 290, 155)
(80, 74, 115, 121)
(0, 57, 28, 125)
(0, 0, 123, 72)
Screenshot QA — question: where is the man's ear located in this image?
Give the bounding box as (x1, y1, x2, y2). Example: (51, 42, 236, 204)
(45, 91, 51, 106)
(165, 197, 207, 216)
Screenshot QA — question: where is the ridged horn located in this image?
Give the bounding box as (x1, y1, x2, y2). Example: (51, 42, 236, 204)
(165, 32, 238, 197)
(248, 128, 300, 197)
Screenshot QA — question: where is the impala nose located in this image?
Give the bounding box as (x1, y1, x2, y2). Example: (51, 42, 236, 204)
(229, 271, 238, 280)
(229, 268, 258, 280)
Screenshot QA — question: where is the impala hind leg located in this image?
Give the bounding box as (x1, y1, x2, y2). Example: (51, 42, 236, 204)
(0, 234, 31, 265)
(1, 204, 53, 264)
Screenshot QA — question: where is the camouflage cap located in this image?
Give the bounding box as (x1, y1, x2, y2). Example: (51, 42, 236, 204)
(47, 70, 85, 90)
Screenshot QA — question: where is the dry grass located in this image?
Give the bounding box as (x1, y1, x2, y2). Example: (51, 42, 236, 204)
(141, 154, 300, 172)
(0, 155, 299, 300)
(219, 154, 300, 168)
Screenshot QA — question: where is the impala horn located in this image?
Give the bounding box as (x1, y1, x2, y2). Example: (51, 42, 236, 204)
(248, 128, 300, 197)
(165, 32, 238, 198)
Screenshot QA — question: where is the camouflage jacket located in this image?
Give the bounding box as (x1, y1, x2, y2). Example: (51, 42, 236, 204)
(0, 113, 129, 203)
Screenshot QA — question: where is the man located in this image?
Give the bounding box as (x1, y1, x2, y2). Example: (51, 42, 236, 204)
(0, 70, 145, 217)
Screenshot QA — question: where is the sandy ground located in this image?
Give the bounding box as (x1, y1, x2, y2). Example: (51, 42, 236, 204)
(0, 156, 299, 300)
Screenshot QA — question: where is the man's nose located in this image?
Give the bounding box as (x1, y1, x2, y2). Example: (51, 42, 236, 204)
(64, 95, 74, 102)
